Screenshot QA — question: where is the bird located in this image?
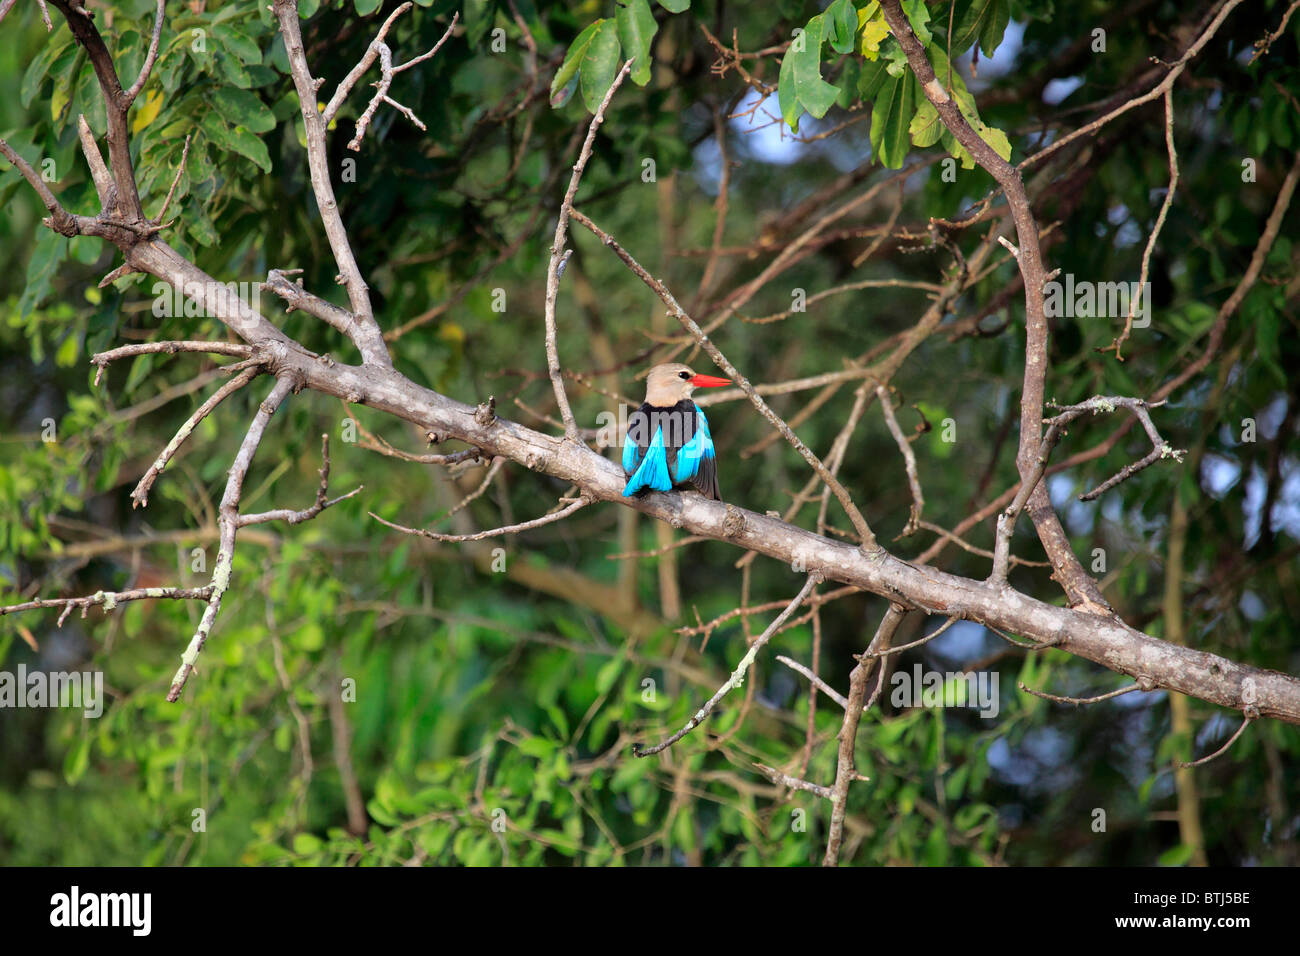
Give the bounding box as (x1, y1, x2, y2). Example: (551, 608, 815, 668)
(622, 363, 730, 500)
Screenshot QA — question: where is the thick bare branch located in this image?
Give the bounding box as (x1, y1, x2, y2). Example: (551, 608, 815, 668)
(48, 0, 146, 220)
(880, 0, 1106, 609)
(0, 0, 1294, 737)
(264, 268, 359, 339)
(0, 135, 79, 235)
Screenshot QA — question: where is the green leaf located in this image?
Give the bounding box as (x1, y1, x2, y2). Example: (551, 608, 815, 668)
(901, 0, 932, 47)
(857, 57, 889, 100)
(657, 0, 689, 11)
(201, 112, 272, 173)
(616, 0, 658, 86)
(882, 37, 910, 77)
(778, 39, 801, 130)
(979, 0, 1012, 57)
(836, 57, 861, 108)
(355, 0, 383, 14)
(871, 72, 915, 169)
(909, 95, 941, 146)
(293, 832, 323, 855)
(595, 656, 624, 695)
(293, 622, 325, 651)
(579, 19, 623, 112)
(21, 33, 75, 109)
(19, 229, 66, 319)
(978, 124, 1012, 161)
(215, 24, 264, 65)
(63, 733, 91, 785)
(1158, 843, 1194, 867)
(551, 20, 600, 108)
(216, 50, 253, 89)
(826, 0, 858, 55)
(953, 0, 1010, 57)
(519, 736, 557, 758)
(212, 87, 276, 133)
(785, 15, 837, 121)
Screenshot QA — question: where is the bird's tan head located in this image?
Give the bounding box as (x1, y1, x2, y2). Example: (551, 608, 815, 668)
(643, 363, 730, 406)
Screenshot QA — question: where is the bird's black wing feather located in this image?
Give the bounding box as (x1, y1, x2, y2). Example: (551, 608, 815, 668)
(690, 453, 720, 500)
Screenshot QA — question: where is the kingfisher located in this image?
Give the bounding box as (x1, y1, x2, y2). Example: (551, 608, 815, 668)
(622, 363, 730, 500)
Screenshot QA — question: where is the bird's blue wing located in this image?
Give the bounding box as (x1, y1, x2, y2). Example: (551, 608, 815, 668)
(623, 426, 672, 496)
(622, 432, 643, 474)
(672, 405, 716, 483)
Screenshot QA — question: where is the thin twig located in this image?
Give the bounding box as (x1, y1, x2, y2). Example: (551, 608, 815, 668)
(867, 615, 959, 659)
(155, 133, 192, 225)
(775, 655, 849, 710)
(633, 575, 820, 757)
(1180, 713, 1255, 768)
(1104, 86, 1177, 361)
(131, 366, 263, 508)
(824, 605, 905, 865)
(369, 495, 589, 542)
(0, 586, 213, 621)
(1018, 679, 1152, 706)
(91, 340, 254, 385)
(167, 376, 295, 702)
(1250, 0, 1300, 62)
(240, 434, 363, 526)
(1021, 0, 1244, 171)
(877, 385, 924, 536)
(544, 60, 634, 441)
(122, 0, 165, 107)
(752, 763, 836, 800)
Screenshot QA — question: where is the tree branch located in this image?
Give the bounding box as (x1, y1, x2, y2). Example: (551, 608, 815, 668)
(824, 604, 906, 865)
(271, 0, 395, 369)
(633, 574, 821, 757)
(545, 60, 634, 441)
(131, 366, 264, 508)
(240, 434, 362, 526)
(370, 494, 590, 542)
(880, 0, 1106, 609)
(167, 376, 295, 702)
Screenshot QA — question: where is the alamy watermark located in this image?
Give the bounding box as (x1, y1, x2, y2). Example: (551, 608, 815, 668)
(50, 886, 150, 936)
(1043, 274, 1150, 327)
(890, 665, 1000, 718)
(152, 279, 261, 318)
(0, 664, 104, 718)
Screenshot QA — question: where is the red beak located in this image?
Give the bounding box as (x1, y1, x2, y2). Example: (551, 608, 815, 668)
(690, 374, 730, 388)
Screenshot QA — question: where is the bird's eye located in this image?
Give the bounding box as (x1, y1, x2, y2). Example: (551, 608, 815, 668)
(679, 371, 690, 380)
